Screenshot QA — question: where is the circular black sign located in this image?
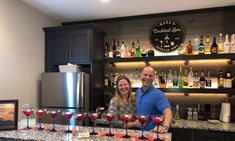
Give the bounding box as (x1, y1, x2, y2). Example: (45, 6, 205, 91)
(150, 19, 185, 52)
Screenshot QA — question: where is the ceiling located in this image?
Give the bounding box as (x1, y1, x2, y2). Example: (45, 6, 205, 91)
(21, 0, 235, 22)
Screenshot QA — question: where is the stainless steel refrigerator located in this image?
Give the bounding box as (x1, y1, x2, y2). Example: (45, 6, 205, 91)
(40, 72, 89, 126)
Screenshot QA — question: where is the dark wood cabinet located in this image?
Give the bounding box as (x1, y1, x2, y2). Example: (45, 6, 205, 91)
(170, 128, 193, 141)
(170, 128, 235, 141)
(43, 24, 105, 111)
(194, 130, 225, 141)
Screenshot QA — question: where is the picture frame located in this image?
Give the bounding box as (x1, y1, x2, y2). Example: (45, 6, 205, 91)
(0, 100, 18, 131)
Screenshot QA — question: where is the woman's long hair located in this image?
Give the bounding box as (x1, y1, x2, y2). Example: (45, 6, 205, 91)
(115, 75, 135, 109)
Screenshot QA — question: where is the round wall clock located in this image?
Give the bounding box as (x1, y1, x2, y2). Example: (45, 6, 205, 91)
(150, 19, 185, 52)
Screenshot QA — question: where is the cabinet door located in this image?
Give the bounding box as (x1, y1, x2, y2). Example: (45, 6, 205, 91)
(47, 30, 69, 64)
(194, 130, 225, 141)
(69, 29, 91, 63)
(169, 128, 193, 141)
(225, 132, 235, 141)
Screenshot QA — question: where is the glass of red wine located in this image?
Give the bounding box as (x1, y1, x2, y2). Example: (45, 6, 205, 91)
(151, 115, 163, 141)
(87, 111, 98, 135)
(74, 112, 85, 131)
(105, 112, 115, 136)
(137, 114, 149, 140)
(62, 110, 74, 133)
(120, 114, 132, 138)
(22, 104, 34, 129)
(35, 109, 45, 130)
(47, 110, 60, 132)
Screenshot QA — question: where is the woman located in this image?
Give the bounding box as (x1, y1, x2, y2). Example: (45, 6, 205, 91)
(108, 75, 138, 128)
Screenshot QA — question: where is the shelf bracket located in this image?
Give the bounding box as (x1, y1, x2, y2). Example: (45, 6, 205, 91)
(110, 63, 116, 67)
(184, 59, 189, 65)
(184, 93, 189, 96)
(145, 61, 150, 66)
(227, 59, 234, 65)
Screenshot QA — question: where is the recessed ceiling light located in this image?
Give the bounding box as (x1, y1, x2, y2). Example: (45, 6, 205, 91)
(100, 0, 110, 2)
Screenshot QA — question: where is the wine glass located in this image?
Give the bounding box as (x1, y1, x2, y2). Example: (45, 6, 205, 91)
(137, 114, 149, 140)
(120, 114, 132, 138)
(62, 110, 74, 133)
(74, 112, 85, 132)
(35, 109, 45, 130)
(22, 104, 34, 129)
(151, 115, 163, 141)
(47, 110, 60, 132)
(87, 111, 98, 135)
(105, 112, 115, 136)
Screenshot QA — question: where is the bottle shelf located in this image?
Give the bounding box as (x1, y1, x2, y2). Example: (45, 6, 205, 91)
(105, 53, 235, 64)
(132, 87, 235, 95)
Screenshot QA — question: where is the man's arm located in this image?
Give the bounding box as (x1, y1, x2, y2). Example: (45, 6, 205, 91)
(152, 108, 173, 133)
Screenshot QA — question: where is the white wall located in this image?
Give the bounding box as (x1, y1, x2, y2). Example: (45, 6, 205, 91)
(0, 0, 60, 120)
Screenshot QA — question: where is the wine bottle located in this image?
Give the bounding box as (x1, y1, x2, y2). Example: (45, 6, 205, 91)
(199, 70, 206, 88)
(204, 36, 211, 54)
(211, 37, 218, 54)
(198, 35, 205, 54)
(230, 34, 235, 53)
(120, 41, 125, 58)
(112, 39, 117, 58)
(206, 69, 212, 88)
(194, 34, 200, 55)
(135, 40, 141, 57)
(178, 67, 183, 88)
(218, 33, 224, 54)
(224, 34, 230, 53)
(186, 40, 194, 55)
(183, 69, 189, 88)
(218, 70, 224, 88)
(116, 40, 121, 58)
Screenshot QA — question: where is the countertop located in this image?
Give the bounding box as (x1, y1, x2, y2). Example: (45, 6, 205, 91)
(172, 119, 235, 132)
(0, 124, 171, 141)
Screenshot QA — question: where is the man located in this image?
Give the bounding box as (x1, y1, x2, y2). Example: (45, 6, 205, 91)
(135, 66, 173, 132)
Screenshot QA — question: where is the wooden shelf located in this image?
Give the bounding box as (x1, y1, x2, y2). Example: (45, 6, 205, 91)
(132, 88, 235, 95)
(105, 53, 235, 64)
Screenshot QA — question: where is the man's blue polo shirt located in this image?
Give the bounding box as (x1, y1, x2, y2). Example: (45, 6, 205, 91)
(136, 85, 171, 131)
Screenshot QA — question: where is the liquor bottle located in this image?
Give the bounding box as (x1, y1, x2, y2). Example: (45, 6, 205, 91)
(204, 36, 211, 54)
(211, 37, 218, 54)
(206, 69, 212, 88)
(218, 70, 224, 88)
(104, 41, 108, 58)
(183, 69, 189, 88)
(174, 104, 180, 120)
(193, 71, 200, 88)
(230, 34, 235, 53)
(186, 40, 194, 55)
(159, 72, 167, 88)
(224, 69, 232, 88)
(178, 67, 183, 88)
(107, 42, 113, 58)
(188, 66, 194, 87)
(167, 69, 173, 88)
(147, 47, 155, 56)
(116, 41, 121, 58)
(224, 34, 230, 53)
(120, 41, 125, 58)
(173, 70, 178, 88)
(192, 108, 198, 121)
(130, 42, 136, 57)
(187, 108, 193, 120)
(124, 41, 131, 57)
(133, 69, 140, 87)
(104, 74, 110, 87)
(198, 35, 205, 54)
(178, 43, 186, 55)
(154, 70, 159, 88)
(112, 39, 117, 58)
(135, 40, 141, 57)
(218, 33, 224, 54)
(194, 34, 200, 55)
(110, 71, 116, 87)
(199, 70, 206, 88)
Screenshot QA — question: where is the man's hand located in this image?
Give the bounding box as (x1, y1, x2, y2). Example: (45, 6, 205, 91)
(126, 120, 142, 128)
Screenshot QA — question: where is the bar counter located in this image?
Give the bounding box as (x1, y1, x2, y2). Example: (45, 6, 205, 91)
(172, 119, 235, 132)
(0, 124, 171, 141)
